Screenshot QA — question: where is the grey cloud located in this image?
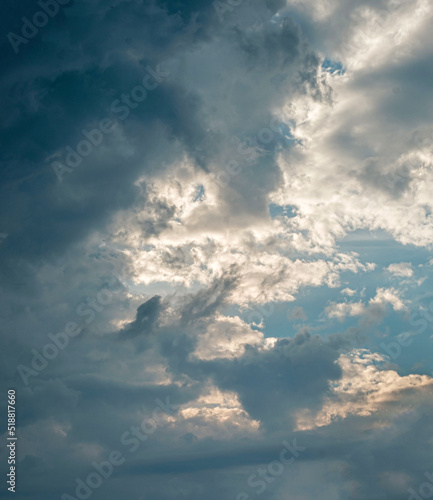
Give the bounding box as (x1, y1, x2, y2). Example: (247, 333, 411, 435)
(121, 296, 162, 337)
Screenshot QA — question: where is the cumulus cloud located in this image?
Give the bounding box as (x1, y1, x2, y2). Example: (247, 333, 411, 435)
(387, 262, 414, 277)
(296, 349, 433, 430)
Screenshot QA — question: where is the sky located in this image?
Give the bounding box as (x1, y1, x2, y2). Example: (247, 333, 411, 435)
(1, 0, 433, 499)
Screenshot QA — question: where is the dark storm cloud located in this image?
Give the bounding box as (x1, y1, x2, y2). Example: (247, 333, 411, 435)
(3, 270, 433, 500)
(0, 0, 322, 287)
(116, 279, 346, 434)
(121, 295, 162, 337)
(0, 0, 216, 269)
(179, 266, 239, 324)
(106, 399, 433, 500)
(190, 331, 342, 431)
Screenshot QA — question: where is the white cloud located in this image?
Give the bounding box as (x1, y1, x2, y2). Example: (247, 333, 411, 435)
(325, 301, 365, 320)
(176, 387, 261, 440)
(387, 262, 414, 277)
(326, 286, 407, 321)
(295, 349, 433, 430)
(192, 314, 264, 360)
(105, 161, 376, 307)
(371, 287, 407, 311)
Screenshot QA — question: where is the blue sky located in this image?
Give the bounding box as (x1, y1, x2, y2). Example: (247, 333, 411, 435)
(1, 1, 433, 499)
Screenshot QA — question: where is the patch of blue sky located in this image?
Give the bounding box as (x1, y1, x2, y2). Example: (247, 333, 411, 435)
(322, 58, 345, 75)
(226, 229, 433, 374)
(269, 203, 297, 219)
(193, 184, 205, 202)
(337, 229, 431, 268)
(248, 284, 432, 375)
(277, 121, 296, 140)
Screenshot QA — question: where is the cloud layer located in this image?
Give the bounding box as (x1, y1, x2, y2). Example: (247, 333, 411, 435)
(1, 1, 433, 499)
